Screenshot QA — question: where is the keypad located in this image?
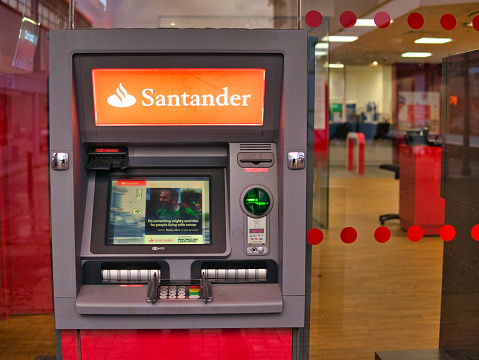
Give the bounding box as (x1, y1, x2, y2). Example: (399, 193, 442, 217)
(158, 285, 201, 300)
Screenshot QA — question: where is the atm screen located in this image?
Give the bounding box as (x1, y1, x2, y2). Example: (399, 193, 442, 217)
(108, 176, 210, 245)
(90, 168, 226, 255)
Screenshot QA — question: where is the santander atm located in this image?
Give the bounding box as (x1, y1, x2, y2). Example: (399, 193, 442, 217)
(49, 28, 311, 359)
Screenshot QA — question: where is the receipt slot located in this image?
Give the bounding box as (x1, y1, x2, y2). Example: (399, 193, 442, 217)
(49, 29, 311, 359)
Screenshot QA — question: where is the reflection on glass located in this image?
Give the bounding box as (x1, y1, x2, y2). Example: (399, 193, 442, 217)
(73, 0, 299, 29)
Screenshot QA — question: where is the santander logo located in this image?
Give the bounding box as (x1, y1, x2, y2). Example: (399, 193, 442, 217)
(107, 83, 137, 108)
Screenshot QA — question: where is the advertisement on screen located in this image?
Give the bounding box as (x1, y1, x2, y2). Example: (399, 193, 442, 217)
(108, 177, 210, 245)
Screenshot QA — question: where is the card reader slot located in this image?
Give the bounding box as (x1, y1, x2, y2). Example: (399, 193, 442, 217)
(86, 146, 128, 170)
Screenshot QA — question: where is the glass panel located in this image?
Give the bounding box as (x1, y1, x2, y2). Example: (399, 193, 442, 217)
(302, 3, 330, 229)
(0, 1, 56, 359)
(305, 3, 479, 360)
(73, 0, 299, 29)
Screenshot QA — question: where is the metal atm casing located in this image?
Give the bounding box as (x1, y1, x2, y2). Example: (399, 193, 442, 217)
(49, 28, 309, 330)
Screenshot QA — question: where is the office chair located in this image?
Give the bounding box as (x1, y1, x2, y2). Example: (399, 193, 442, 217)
(379, 164, 400, 225)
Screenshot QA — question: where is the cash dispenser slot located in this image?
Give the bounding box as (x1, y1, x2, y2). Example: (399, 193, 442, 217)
(102, 269, 160, 283)
(193, 260, 277, 283)
(82, 261, 169, 285)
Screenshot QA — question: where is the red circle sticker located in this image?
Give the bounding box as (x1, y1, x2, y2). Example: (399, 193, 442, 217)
(341, 227, 357, 244)
(471, 225, 479, 241)
(440, 225, 456, 242)
(305, 10, 323, 28)
(440, 14, 456, 31)
(374, 12, 391, 29)
(374, 226, 391, 243)
(340, 11, 357, 28)
(407, 225, 424, 242)
(408, 12, 424, 30)
(307, 228, 324, 245)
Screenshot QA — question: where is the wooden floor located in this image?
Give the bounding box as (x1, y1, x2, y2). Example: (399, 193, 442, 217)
(0, 175, 444, 360)
(309, 176, 443, 359)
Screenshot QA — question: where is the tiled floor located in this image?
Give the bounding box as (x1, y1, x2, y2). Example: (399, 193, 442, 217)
(0, 315, 56, 360)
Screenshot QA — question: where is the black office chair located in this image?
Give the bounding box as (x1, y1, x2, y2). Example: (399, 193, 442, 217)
(379, 164, 400, 225)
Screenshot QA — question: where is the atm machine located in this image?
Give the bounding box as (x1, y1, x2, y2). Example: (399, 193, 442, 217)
(49, 28, 311, 359)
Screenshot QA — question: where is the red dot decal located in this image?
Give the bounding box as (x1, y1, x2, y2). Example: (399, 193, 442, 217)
(374, 12, 391, 29)
(374, 226, 391, 243)
(305, 10, 323, 28)
(472, 224, 479, 241)
(340, 11, 357, 28)
(340, 227, 357, 244)
(440, 13, 456, 31)
(407, 225, 424, 242)
(307, 228, 324, 245)
(408, 12, 424, 30)
(440, 225, 456, 241)
(473, 15, 479, 32)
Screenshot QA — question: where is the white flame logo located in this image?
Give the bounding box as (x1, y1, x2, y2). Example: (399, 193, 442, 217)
(107, 83, 136, 108)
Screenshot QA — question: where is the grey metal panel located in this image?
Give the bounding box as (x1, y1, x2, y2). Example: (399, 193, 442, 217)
(280, 53, 308, 150)
(48, 33, 74, 152)
(76, 283, 283, 315)
(129, 146, 228, 167)
(280, 150, 307, 296)
(228, 143, 279, 263)
(275, 28, 308, 296)
(54, 295, 305, 330)
(93, 130, 266, 144)
(49, 156, 77, 298)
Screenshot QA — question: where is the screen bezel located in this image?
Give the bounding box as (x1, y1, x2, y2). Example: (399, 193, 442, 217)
(90, 168, 227, 255)
(73, 53, 284, 143)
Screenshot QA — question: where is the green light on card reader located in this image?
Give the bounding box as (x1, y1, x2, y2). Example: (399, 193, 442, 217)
(243, 188, 270, 216)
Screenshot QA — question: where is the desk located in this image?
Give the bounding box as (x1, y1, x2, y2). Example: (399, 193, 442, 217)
(399, 144, 444, 235)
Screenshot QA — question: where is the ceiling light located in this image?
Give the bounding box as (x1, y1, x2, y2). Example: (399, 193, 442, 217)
(322, 36, 358, 43)
(401, 52, 432, 58)
(22, 17, 40, 25)
(415, 37, 452, 44)
(372, 61, 379, 66)
(355, 19, 376, 27)
(315, 43, 329, 49)
(329, 63, 344, 68)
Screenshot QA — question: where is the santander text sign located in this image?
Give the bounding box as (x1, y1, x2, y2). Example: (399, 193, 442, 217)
(91, 68, 265, 126)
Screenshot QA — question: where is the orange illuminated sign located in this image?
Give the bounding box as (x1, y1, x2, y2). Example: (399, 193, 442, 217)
(91, 68, 265, 126)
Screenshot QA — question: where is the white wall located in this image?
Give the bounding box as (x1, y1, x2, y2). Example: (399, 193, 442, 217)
(330, 65, 393, 122)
